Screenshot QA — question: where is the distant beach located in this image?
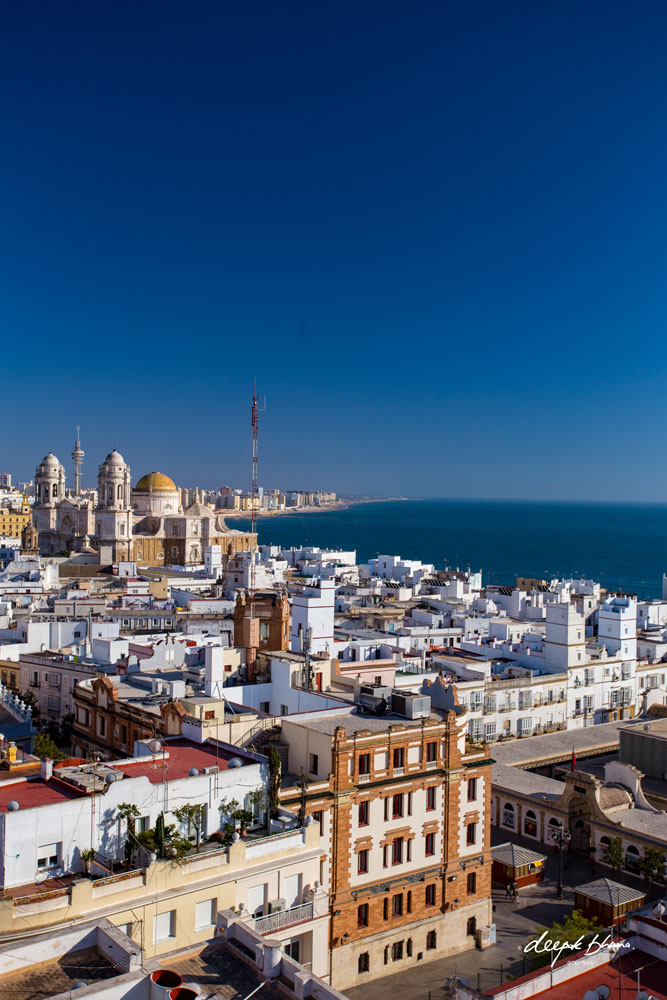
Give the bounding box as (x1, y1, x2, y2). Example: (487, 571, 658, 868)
(222, 496, 406, 518)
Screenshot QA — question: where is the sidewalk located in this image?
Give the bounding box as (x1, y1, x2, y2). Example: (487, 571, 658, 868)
(345, 835, 656, 1000)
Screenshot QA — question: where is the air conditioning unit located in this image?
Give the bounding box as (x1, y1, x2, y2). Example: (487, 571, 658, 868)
(202, 765, 218, 775)
(268, 898, 285, 913)
(391, 692, 431, 719)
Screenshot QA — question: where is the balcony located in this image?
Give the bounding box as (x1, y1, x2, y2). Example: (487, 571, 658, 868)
(358, 774, 371, 784)
(254, 901, 313, 935)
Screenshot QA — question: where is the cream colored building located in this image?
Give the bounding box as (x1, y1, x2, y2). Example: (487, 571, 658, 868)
(32, 451, 255, 566)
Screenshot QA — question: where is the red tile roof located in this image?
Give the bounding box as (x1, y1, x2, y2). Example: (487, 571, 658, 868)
(0, 777, 85, 813)
(486, 949, 666, 1000)
(111, 739, 256, 784)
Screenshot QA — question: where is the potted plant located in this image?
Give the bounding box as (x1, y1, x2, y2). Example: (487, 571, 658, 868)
(80, 848, 93, 875)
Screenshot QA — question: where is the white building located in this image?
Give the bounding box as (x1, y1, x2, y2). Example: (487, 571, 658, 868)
(290, 580, 335, 655)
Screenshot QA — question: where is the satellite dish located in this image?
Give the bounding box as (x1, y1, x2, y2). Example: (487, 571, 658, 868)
(228, 757, 243, 768)
(636, 992, 650, 1000)
(596, 987, 610, 1000)
(72, 982, 88, 990)
(105, 772, 119, 784)
(189, 768, 199, 777)
(7, 801, 19, 811)
(644, 724, 651, 731)
(458, 979, 470, 988)
(148, 739, 162, 754)
(585, 991, 600, 1000)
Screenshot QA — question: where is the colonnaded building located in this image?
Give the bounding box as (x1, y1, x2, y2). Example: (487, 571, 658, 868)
(31, 450, 255, 566)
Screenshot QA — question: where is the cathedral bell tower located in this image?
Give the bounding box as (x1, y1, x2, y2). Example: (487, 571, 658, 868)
(94, 450, 133, 561)
(33, 453, 66, 533)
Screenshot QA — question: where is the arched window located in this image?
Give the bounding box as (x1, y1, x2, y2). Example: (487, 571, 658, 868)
(502, 803, 515, 828)
(598, 836, 611, 856)
(548, 818, 561, 830)
(117, 484, 122, 500)
(52, 483, 58, 497)
(626, 845, 640, 871)
(108, 485, 114, 503)
(524, 809, 537, 837)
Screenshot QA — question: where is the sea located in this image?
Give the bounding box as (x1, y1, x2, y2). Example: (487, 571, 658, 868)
(232, 498, 667, 600)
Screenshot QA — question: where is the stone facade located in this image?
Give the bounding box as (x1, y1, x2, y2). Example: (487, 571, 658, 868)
(32, 451, 255, 566)
(282, 710, 493, 991)
(72, 675, 186, 759)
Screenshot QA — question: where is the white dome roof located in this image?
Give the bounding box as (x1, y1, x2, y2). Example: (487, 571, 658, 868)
(40, 452, 61, 469)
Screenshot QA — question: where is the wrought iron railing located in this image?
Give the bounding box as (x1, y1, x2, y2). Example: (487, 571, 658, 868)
(254, 901, 313, 934)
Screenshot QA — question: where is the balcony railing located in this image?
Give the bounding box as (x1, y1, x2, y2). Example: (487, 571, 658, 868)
(254, 901, 313, 935)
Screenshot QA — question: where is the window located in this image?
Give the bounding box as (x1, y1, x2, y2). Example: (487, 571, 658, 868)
(137, 815, 150, 834)
(502, 803, 515, 828)
(467, 872, 476, 895)
(284, 940, 300, 962)
(427, 787, 436, 811)
(392, 893, 403, 916)
(309, 753, 319, 776)
(358, 953, 370, 974)
(384, 947, 389, 965)
(280, 704, 288, 715)
(153, 909, 175, 943)
(524, 810, 537, 837)
(392, 794, 403, 818)
(467, 917, 477, 938)
(383, 898, 389, 920)
(195, 898, 216, 931)
(466, 823, 476, 846)
(37, 842, 60, 869)
(359, 753, 370, 775)
(426, 741, 437, 762)
(406, 890, 412, 913)
(358, 801, 369, 826)
(392, 941, 403, 961)
(358, 850, 368, 874)
(393, 747, 404, 769)
(467, 777, 477, 801)
(357, 903, 369, 927)
(425, 884, 436, 907)
(392, 838, 403, 865)
(425, 832, 435, 856)
(426, 930, 437, 950)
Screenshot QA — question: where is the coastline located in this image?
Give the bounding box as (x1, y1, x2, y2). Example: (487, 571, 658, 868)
(222, 496, 407, 519)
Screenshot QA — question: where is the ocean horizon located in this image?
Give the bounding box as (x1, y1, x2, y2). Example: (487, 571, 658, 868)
(233, 497, 667, 600)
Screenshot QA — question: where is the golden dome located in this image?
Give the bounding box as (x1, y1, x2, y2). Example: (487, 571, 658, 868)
(134, 471, 177, 492)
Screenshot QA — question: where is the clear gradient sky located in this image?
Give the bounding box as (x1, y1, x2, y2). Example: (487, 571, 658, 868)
(3, 2, 667, 499)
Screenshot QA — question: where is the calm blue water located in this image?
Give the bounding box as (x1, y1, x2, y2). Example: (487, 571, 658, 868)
(232, 499, 667, 599)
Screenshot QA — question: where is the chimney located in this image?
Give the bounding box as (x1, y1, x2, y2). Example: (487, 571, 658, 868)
(41, 758, 53, 781)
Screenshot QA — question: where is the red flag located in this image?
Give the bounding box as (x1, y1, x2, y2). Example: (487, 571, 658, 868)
(571, 748, 576, 772)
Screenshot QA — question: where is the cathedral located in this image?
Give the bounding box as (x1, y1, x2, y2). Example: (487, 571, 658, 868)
(32, 448, 255, 567)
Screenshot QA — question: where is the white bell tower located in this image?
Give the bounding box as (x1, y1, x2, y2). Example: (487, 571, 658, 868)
(95, 450, 133, 560)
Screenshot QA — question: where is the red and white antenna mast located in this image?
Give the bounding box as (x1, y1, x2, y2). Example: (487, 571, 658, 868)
(247, 381, 264, 681)
(250, 379, 259, 615)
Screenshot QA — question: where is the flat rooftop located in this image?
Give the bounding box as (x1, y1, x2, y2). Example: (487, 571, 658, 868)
(163, 943, 290, 1000)
(486, 949, 667, 1000)
(112, 738, 258, 783)
(290, 707, 439, 736)
(0, 775, 84, 813)
(0, 946, 115, 1000)
(491, 718, 644, 767)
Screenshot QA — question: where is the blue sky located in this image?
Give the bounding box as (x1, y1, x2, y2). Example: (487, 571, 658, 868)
(3, 2, 667, 499)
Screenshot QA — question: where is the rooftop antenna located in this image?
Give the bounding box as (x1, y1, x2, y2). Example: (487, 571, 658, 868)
(72, 426, 84, 496)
